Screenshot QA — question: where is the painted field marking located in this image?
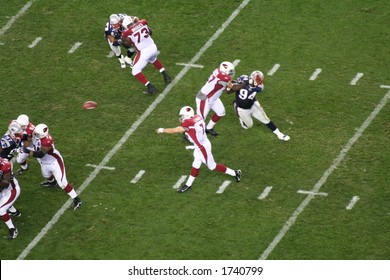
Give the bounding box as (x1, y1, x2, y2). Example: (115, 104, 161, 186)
(258, 186, 273, 200)
(259, 89, 390, 260)
(107, 51, 115, 58)
(0, 42, 4, 45)
(297, 190, 328, 196)
(380, 85, 390, 89)
(350, 73, 364, 85)
(85, 164, 115, 170)
(28, 37, 42, 48)
(172, 175, 188, 189)
(0, 0, 37, 37)
(176, 63, 204, 68)
(185, 145, 195, 150)
(309, 68, 322, 80)
(216, 180, 231, 194)
(232, 59, 240, 67)
(267, 64, 280, 76)
(346, 196, 360, 210)
(130, 170, 146, 184)
(68, 42, 82, 54)
(17, 0, 252, 260)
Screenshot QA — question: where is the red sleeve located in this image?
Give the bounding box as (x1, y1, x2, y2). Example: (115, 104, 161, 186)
(41, 135, 54, 148)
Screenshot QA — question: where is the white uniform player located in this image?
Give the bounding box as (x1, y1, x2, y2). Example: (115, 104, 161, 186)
(233, 71, 290, 141)
(157, 106, 241, 193)
(25, 124, 82, 210)
(14, 114, 35, 175)
(105, 13, 135, 68)
(121, 16, 171, 95)
(195, 61, 237, 136)
(0, 157, 21, 239)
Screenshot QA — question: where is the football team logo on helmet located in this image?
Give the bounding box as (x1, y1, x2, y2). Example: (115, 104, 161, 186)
(179, 106, 195, 122)
(34, 124, 49, 139)
(219, 61, 235, 78)
(249, 70, 264, 87)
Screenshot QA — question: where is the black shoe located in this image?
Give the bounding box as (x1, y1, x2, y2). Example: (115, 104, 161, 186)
(235, 170, 242, 182)
(162, 71, 171, 85)
(8, 228, 19, 239)
(206, 128, 218, 136)
(7, 209, 21, 217)
(182, 133, 191, 142)
(177, 184, 191, 193)
(73, 197, 82, 210)
(16, 165, 29, 176)
(143, 83, 158, 95)
(41, 180, 57, 187)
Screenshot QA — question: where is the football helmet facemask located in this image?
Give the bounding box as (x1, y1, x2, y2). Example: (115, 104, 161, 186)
(34, 124, 49, 139)
(219, 61, 235, 78)
(179, 106, 195, 122)
(109, 14, 122, 30)
(249, 70, 264, 87)
(8, 121, 23, 142)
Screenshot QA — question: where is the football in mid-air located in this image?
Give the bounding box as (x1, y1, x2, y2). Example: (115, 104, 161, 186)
(83, 101, 97, 110)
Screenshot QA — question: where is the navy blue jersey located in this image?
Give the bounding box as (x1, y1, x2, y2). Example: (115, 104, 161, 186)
(234, 83, 264, 109)
(0, 134, 19, 161)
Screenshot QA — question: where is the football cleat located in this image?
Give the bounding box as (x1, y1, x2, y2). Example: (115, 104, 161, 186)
(144, 83, 158, 95)
(8, 228, 19, 239)
(235, 170, 242, 182)
(41, 179, 58, 187)
(206, 128, 218, 136)
(124, 56, 133, 66)
(73, 197, 82, 210)
(278, 134, 290, 141)
(118, 55, 126, 68)
(16, 165, 29, 176)
(162, 71, 171, 85)
(7, 209, 21, 217)
(177, 184, 191, 193)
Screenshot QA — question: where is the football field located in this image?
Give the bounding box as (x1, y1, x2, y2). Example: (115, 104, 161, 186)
(0, 0, 389, 264)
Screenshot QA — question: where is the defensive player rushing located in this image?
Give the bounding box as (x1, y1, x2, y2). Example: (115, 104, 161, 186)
(0, 157, 21, 239)
(23, 124, 82, 210)
(232, 71, 290, 141)
(195, 61, 241, 136)
(118, 15, 171, 95)
(105, 13, 136, 68)
(157, 106, 241, 193)
(14, 114, 36, 175)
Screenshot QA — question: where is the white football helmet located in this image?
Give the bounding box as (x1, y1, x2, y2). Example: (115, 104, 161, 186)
(8, 121, 23, 142)
(249, 70, 264, 87)
(16, 114, 29, 130)
(122, 16, 135, 30)
(34, 123, 49, 139)
(179, 106, 195, 122)
(219, 61, 235, 78)
(109, 14, 121, 29)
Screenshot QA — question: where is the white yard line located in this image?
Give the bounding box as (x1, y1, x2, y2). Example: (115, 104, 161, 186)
(258, 186, 273, 200)
(216, 180, 231, 194)
(17, 0, 252, 260)
(267, 64, 280, 76)
(172, 175, 188, 190)
(28, 37, 42, 48)
(259, 90, 390, 260)
(346, 196, 360, 210)
(0, 0, 37, 36)
(350, 73, 364, 85)
(309, 68, 322, 80)
(68, 42, 82, 54)
(130, 170, 146, 184)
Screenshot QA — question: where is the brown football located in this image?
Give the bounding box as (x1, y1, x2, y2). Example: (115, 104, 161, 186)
(83, 101, 97, 110)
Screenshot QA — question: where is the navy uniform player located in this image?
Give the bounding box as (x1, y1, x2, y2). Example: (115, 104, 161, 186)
(105, 13, 137, 68)
(233, 71, 290, 141)
(0, 121, 23, 163)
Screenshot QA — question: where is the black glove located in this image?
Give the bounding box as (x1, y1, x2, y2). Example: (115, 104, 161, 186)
(113, 39, 123, 46)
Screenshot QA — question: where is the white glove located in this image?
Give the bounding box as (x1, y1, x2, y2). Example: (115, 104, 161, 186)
(157, 128, 164, 134)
